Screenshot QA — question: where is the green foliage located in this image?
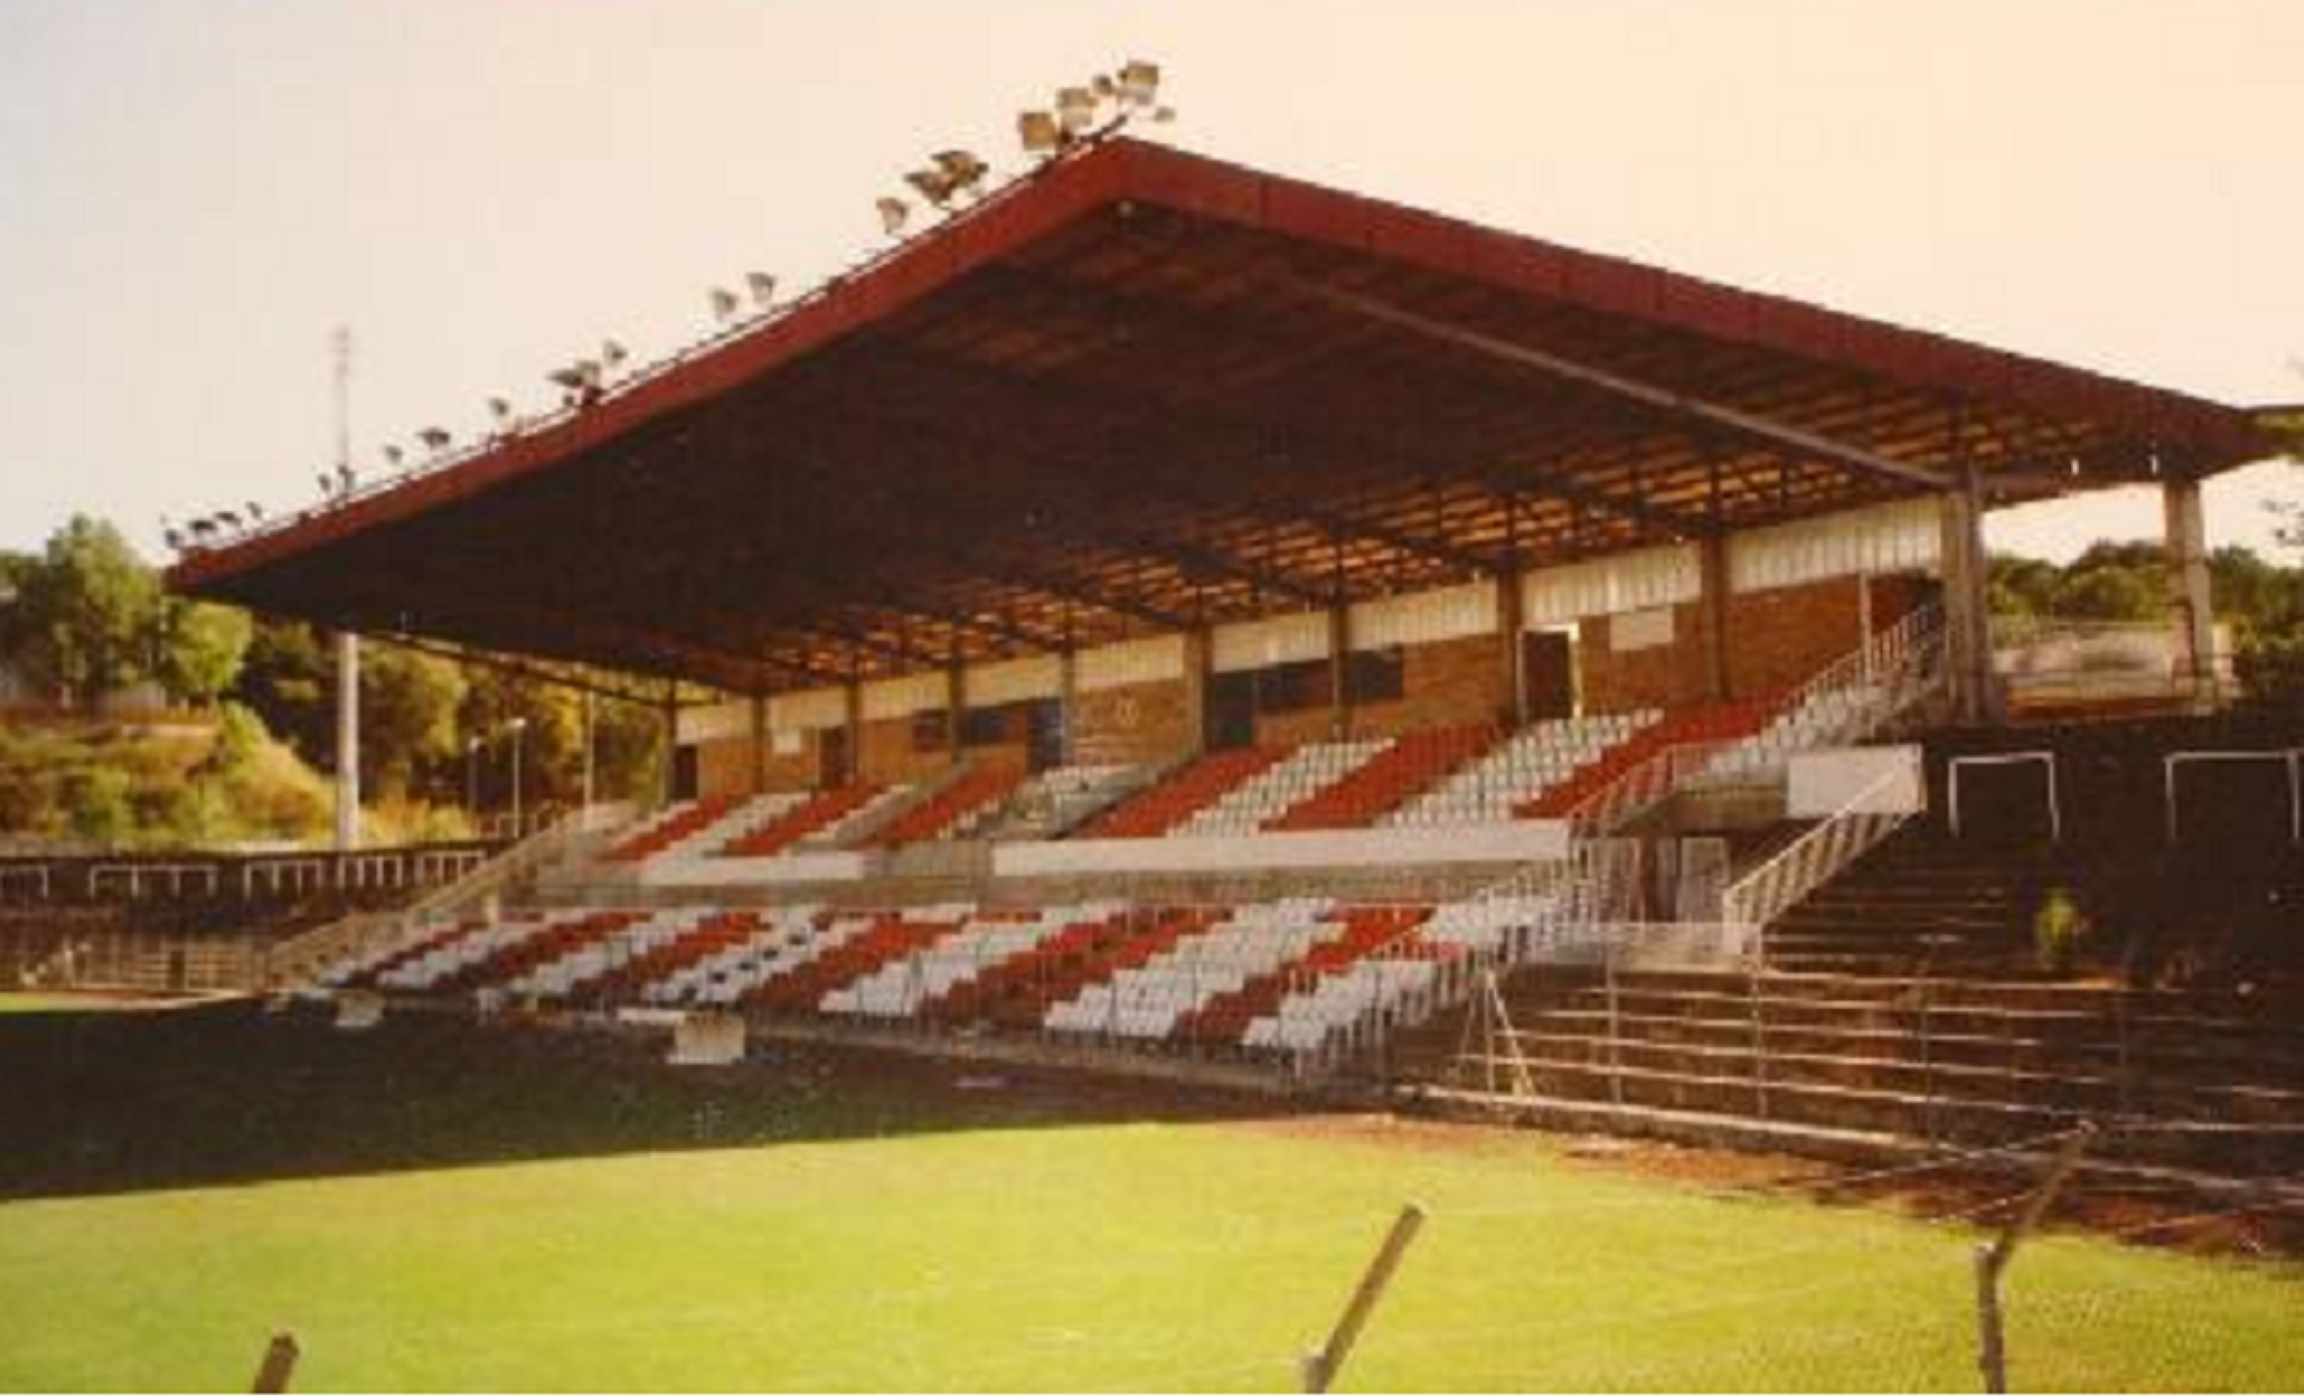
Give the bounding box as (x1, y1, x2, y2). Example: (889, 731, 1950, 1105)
(359, 645, 468, 800)
(154, 600, 252, 705)
(9, 516, 163, 702)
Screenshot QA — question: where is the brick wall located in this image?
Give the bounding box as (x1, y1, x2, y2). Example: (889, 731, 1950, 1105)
(1580, 603, 1710, 714)
(1350, 633, 1510, 738)
(1072, 677, 1197, 766)
(857, 716, 951, 787)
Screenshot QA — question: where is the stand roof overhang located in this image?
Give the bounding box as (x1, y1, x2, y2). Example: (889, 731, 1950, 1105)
(168, 137, 2275, 694)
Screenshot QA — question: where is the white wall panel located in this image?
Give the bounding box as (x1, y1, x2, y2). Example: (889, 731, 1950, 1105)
(860, 671, 948, 721)
(676, 701, 749, 745)
(1213, 609, 1329, 672)
(1075, 635, 1184, 692)
(1350, 582, 1496, 650)
(1522, 544, 1700, 626)
(769, 687, 846, 731)
(965, 655, 1061, 706)
(1730, 499, 1940, 593)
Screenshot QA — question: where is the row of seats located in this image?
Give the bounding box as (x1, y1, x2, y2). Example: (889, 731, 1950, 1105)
(603, 797, 741, 863)
(321, 877, 1615, 1064)
(1172, 739, 1393, 837)
(1273, 725, 1495, 831)
(1386, 712, 1656, 828)
(1085, 747, 1288, 838)
(869, 770, 1025, 848)
(721, 785, 891, 857)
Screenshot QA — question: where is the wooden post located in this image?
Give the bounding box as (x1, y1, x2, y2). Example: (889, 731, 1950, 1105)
(251, 1332, 300, 1393)
(1974, 1125, 2095, 1393)
(1302, 1204, 1426, 1394)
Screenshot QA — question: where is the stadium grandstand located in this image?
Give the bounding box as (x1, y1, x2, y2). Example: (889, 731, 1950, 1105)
(156, 133, 2301, 1177)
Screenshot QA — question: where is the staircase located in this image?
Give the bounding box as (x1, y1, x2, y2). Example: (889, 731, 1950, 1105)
(1759, 829, 2075, 978)
(1400, 965, 2304, 1175)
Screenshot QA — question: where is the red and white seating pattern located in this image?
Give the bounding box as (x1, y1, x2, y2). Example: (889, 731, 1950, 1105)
(821, 901, 1125, 1019)
(1042, 896, 1339, 1038)
(1386, 712, 1657, 828)
(1171, 741, 1391, 836)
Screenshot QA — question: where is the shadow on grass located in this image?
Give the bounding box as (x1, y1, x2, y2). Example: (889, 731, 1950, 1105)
(0, 1000, 1282, 1202)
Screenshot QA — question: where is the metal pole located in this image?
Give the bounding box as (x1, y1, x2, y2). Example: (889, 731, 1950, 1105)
(1974, 1126, 2095, 1393)
(333, 632, 360, 852)
(509, 721, 526, 836)
(581, 689, 597, 814)
(1302, 1204, 1426, 1394)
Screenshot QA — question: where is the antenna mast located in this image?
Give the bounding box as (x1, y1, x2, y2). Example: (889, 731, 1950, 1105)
(332, 325, 353, 472)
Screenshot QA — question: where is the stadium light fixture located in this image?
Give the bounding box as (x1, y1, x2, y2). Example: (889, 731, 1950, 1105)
(876, 196, 911, 237)
(382, 444, 405, 469)
(709, 286, 741, 322)
(336, 464, 358, 495)
(905, 167, 957, 208)
(601, 339, 630, 372)
(417, 426, 453, 453)
(1117, 60, 1160, 107)
(245, 501, 266, 523)
(745, 271, 777, 308)
(1055, 85, 1097, 135)
(487, 397, 513, 424)
(932, 149, 990, 199)
(1018, 109, 1062, 155)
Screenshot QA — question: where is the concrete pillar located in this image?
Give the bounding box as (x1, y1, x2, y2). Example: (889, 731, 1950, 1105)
(1057, 647, 1080, 766)
(2163, 476, 2219, 710)
(1938, 479, 2002, 725)
(747, 693, 768, 794)
(1697, 534, 1732, 702)
(840, 679, 863, 785)
(1496, 567, 1528, 728)
(1181, 625, 1212, 754)
(945, 658, 965, 764)
(333, 631, 360, 852)
(661, 685, 681, 806)
(1327, 601, 1352, 740)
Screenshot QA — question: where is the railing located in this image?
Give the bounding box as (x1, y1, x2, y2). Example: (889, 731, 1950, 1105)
(267, 803, 634, 989)
(1720, 769, 1916, 956)
(1562, 604, 1946, 838)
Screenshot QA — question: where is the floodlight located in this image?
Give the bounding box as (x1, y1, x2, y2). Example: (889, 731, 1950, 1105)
(1055, 86, 1097, 134)
(574, 359, 604, 390)
(338, 464, 358, 493)
(382, 444, 405, 468)
(215, 509, 241, 531)
(745, 271, 777, 307)
(548, 366, 588, 392)
(163, 526, 184, 551)
(487, 397, 513, 423)
(1092, 73, 1117, 99)
(1149, 105, 1176, 124)
(876, 196, 911, 236)
(245, 501, 266, 522)
(316, 472, 335, 495)
(1118, 60, 1160, 106)
(709, 286, 741, 321)
(906, 168, 957, 207)
(601, 339, 630, 370)
(1018, 110, 1063, 154)
(417, 427, 453, 452)
(932, 149, 989, 197)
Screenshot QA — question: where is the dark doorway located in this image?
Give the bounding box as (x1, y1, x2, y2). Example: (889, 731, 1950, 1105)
(818, 728, 850, 788)
(670, 745, 701, 802)
(1026, 699, 1066, 773)
(1523, 630, 1577, 721)
(1208, 672, 1257, 750)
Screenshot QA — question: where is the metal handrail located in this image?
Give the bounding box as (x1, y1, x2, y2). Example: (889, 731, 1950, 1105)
(1720, 768, 1915, 945)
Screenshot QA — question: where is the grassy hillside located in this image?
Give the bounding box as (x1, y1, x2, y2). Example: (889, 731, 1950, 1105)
(0, 709, 471, 851)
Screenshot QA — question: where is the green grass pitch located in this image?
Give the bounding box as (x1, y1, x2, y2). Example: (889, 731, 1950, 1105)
(1, 1006, 2298, 1391)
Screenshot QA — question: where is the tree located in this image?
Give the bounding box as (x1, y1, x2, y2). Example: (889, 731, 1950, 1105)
(359, 644, 469, 800)
(154, 600, 253, 705)
(11, 516, 162, 704)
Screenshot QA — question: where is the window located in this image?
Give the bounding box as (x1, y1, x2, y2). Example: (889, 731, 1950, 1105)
(1255, 659, 1330, 714)
(961, 704, 1022, 747)
(911, 708, 950, 752)
(1347, 648, 1406, 704)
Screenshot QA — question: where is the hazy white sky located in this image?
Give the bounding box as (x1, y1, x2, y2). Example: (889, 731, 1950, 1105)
(1, 0, 2297, 565)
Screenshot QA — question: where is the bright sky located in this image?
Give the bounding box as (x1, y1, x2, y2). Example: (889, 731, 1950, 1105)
(2, 0, 2297, 566)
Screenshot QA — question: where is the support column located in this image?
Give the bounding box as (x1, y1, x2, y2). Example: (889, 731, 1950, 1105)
(1328, 601, 1352, 740)
(661, 683, 680, 806)
(1057, 647, 1080, 767)
(946, 655, 965, 764)
(747, 693, 768, 794)
(333, 631, 360, 852)
(840, 678, 864, 785)
(1939, 478, 2002, 725)
(1496, 567, 1528, 727)
(1181, 625, 1212, 755)
(2163, 476, 2219, 711)
(1697, 534, 1733, 702)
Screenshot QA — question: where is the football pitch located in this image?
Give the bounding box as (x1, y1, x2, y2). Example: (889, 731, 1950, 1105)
(1, 1004, 2298, 1391)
